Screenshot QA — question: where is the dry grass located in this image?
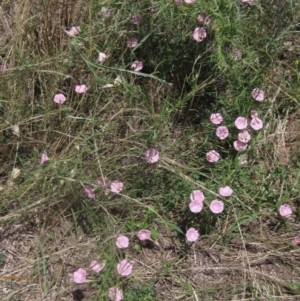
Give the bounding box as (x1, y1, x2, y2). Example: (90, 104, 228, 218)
(1, 216, 300, 300)
(1, 0, 300, 301)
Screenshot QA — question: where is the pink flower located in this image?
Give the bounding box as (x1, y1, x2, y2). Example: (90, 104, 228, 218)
(193, 27, 207, 42)
(130, 14, 142, 24)
(40, 152, 49, 165)
(109, 287, 123, 301)
(66, 26, 81, 36)
(189, 200, 203, 213)
(97, 177, 108, 187)
(234, 117, 248, 130)
(292, 237, 300, 245)
(73, 268, 86, 284)
(279, 204, 292, 218)
(251, 88, 265, 101)
(206, 150, 220, 162)
(110, 181, 123, 194)
(186, 227, 199, 242)
(197, 12, 211, 25)
(233, 140, 248, 151)
(216, 126, 229, 140)
(137, 229, 151, 241)
(190, 190, 205, 202)
(250, 116, 263, 131)
(145, 149, 159, 163)
(84, 186, 95, 199)
(210, 200, 224, 214)
(240, 0, 255, 5)
(250, 110, 259, 118)
(116, 235, 129, 249)
(210, 113, 223, 125)
(90, 260, 105, 273)
(131, 61, 143, 72)
(75, 85, 88, 94)
(174, 0, 182, 4)
(238, 130, 251, 143)
(127, 38, 138, 48)
(98, 52, 107, 62)
(117, 259, 133, 276)
(184, 0, 196, 3)
(219, 186, 233, 197)
(53, 93, 66, 104)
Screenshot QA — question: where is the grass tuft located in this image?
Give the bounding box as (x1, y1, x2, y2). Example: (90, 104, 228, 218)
(1, 0, 300, 300)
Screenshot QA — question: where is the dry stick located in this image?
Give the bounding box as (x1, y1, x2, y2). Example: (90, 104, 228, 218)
(192, 288, 200, 301)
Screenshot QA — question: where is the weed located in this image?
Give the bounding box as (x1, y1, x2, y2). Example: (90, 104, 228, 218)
(1, 0, 300, 300)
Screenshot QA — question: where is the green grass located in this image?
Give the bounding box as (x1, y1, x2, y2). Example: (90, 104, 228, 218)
(1, 0, 300, 300)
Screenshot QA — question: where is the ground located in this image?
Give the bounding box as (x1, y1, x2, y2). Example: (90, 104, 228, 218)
(1, 0, 300, 300)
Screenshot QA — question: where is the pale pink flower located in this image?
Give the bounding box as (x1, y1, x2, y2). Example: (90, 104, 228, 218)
(238, 130, 251, 143)
(84, 186, 95, 199)
(116, 235, 129, 249)
(117, 259, 133, 276)
(250, 110, 259, 118)
(193, 27, 207, 42)
(109, 287, 123, 301)
(233, 140, 248, 151)
(145, 149, 159, 163)
(110, 181, 123, 194)
(292, 237, 300, 245)
(240, 0, 255, 5)
(250, 116, 263, 131)
(127, 38, 138, 48)
(53, 93, 66, 104)
(206, 150, 220, 162)
(97, 177, 108, 187)
(98, 52, 107, 62)
(190, 190, 205, 202)
(137, 229, 151, 241)
(186, 227, 199, 242)
(131, 61, 143, 72)
(279, 204, 292, 218)
(184, 0, 196, 3)
(216, 126, 229, 140)
(210, 200, 224, 214)
(251, 88, 265, 101)
(73, 268, 86, 283)
(75, 85, 88, 94)
(40, 152, 49, 165)
(197, 12, 211, 25)
(210, 113, 223, 125)
(66, 26, 81, 36)
(189, 200, 203, 213)
(90, 260, 105, 273)
(234, 117, 248, 130)
(219, 186, 233, 197)
(130, 14, 142, 24)
(174, 0, 182, 4)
